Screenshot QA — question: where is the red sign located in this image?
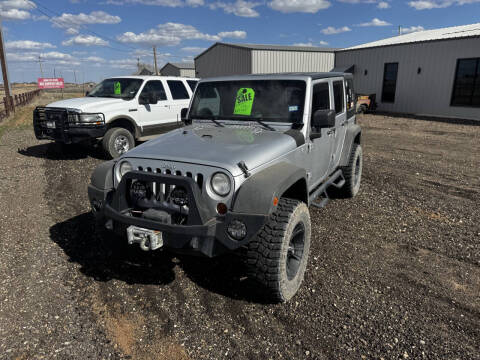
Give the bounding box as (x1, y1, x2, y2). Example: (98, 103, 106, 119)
(38, 78, 64, 89)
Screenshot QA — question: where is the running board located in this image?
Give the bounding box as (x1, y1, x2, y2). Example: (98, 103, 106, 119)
(309, 170, 345, 209)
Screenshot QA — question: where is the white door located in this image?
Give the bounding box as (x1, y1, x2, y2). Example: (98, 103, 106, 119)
(165, 79, 192, 119)
(137, 80, 175, 128)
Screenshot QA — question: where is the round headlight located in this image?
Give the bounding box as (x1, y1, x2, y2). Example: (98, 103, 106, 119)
(211, 172, 231, 196)
(119, 161, 132, 178)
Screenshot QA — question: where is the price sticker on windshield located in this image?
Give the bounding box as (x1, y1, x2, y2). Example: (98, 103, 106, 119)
(114, 81, 121, 95)
(234, 88, 255, 116)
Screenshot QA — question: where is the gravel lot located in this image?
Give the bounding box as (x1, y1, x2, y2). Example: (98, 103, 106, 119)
(0, 114, 479, 359)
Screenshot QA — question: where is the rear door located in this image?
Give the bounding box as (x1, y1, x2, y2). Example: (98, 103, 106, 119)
(329, 78, 348, 171)
(166, 79, 192, 121)
(136, 80, 173, 128)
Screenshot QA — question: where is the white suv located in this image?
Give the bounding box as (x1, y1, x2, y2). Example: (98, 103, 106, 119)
(33, 76, 199, 158)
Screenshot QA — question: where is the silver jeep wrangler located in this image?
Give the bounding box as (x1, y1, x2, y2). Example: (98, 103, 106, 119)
(88, 73, 363, 302)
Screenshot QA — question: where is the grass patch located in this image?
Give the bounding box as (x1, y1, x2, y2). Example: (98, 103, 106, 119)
(0, 92, 83, 141)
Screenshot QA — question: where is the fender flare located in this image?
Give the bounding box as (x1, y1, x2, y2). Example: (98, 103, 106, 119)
(339, 124, 362, 167)
(107, 115, 141, 138)
(232, 162, 308, 216)
(90, 160, 116, 190)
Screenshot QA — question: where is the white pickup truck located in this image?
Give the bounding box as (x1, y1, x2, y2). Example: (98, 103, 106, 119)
(33, 76, 198, 158)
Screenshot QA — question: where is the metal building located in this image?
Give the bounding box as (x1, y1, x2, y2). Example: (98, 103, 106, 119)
(195, 42, 336, 78)
(335, 23, 480, 121)
(160, 62, 196, 78)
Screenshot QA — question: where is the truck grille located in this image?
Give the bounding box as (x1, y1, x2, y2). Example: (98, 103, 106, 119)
(135, 166, 204, 192)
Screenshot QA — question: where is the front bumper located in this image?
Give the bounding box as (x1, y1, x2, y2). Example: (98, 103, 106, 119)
(88, 171, 267, 257)
(33, 107, 106, 144)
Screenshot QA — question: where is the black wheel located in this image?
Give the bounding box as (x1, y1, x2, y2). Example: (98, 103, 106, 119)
(339, 143, 363, 198)
(357, 104, 368, 114)
(102, 127, 135, 159)
(246, 198, 311, 303)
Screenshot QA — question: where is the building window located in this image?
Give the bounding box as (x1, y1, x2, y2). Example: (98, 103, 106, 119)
(381, 63, 398, 103)
(451, 58, 480, 107)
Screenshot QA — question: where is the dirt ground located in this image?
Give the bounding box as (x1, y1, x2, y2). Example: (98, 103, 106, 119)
(0, 110, 479, 359)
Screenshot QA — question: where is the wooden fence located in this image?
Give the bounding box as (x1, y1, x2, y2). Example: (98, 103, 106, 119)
(1, 89, 41, 120)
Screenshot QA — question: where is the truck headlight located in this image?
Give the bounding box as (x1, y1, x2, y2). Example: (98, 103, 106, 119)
(211, 172, 231, 196)
(116, 160, 132, 182)
(79, 113, 105, 124)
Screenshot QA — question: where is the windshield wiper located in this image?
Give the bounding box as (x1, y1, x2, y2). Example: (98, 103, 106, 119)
(193, 116, 224, 127)
(251, 118, 275, 131)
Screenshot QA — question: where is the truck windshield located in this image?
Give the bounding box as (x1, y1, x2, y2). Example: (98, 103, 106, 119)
(190, 80, 306, 124)
(87, 78, 143, 100)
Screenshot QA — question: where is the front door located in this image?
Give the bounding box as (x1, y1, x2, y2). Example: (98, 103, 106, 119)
(137, 80, 173, 129)
(329, 79, 348, 171)
(308, 80, 335, 189)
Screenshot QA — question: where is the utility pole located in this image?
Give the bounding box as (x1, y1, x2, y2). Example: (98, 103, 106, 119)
(398, 25, 402, 35)
(53, 67, 56, 78)
(37, 55, 45, 78)
(153, 46, 159, 75)
(0, 19, 14, 115)
(73, 69, 77, 84)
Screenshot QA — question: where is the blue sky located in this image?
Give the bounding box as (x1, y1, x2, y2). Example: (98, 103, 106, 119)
(1, 0, 479, 83)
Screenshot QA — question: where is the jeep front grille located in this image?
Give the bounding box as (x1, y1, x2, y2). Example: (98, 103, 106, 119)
(136, 166, 204, 192)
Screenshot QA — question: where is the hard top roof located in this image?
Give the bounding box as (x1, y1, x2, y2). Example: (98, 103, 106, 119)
(103, 75, 199, 80)
(198, 72, 350, 82)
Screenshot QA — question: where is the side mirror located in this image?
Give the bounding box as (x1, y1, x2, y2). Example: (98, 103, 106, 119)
(85, 91, 90, 96)
(180, 108, 191, 124)
(139, 93, 157, 105)
(312, 109, 336, 129)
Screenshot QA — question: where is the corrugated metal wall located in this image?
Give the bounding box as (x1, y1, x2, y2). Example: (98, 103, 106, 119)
(195, 44, 252, 78)
(336, 37, 480, 120)
(252, 50, 335, 74)
(180, 69, 196, 78)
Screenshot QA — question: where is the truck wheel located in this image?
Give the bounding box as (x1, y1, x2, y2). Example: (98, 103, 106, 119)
(246, 198, 311, 303)
(339, 143, 363, 198)
(103, 127, 135, 159)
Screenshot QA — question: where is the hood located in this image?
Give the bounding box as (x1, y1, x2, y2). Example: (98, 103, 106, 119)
(47, 96, 128, 112)
(124, 124, 299, 176)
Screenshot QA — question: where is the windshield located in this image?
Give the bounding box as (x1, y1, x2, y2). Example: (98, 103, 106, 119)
(190, 80, 306, 124)
(87, 78, 143, 100)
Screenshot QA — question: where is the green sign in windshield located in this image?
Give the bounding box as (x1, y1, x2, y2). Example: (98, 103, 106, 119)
(234, 88, 255, 115)
(114, 81, 121, 95)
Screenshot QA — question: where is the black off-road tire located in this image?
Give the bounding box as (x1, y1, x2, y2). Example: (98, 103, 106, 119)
(102, 127, 135, 159)
(339, 143, 363, 198)
(246, 198, 311, 303)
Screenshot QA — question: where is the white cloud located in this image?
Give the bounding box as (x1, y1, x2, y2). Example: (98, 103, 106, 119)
(0, 8, 31, 20)
(217, 30, 247, 39)
(358, 18, 392, 27)
(210, 0, 261, 17)
(109, 58, 138, 69)
(181, 46, 207, 52)
(41, 51, 74, 60)
(377, 1, 390, 7)
(105, 0, 203, 6)
(52, 11, 121, 30)
(62, 35, 109, 46)
(117, 22, 245, 45)
(400, 25, 425, 33)
(84, 56, 106, 63)
(66, 27, 80, 35)
(293, 42, 314, 46)
(407, 0, 480, 9)
(293, 40, 329, 46)
(268, 0, 331, 13)
(6, 40, 56, 50)
(321, 26, 351, 35)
